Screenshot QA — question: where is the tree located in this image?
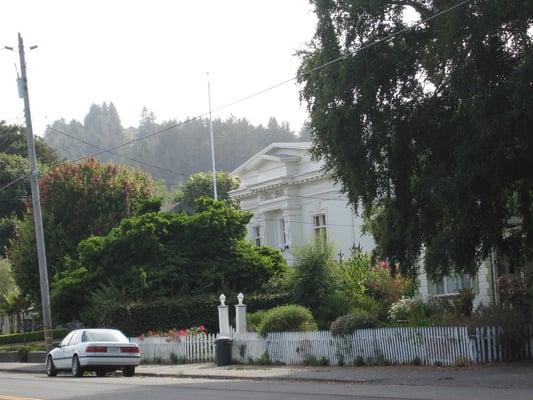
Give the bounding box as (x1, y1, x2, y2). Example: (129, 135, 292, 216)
(44, 107, 300, 189)
(83, 102, 125, 162)
(0, 258, 15, 300)
(298, 0, 533, 279)
(175, 171, 240, 211)
(44, 119, 88, 161)
(0, 121, 58, 165)
(52, 199, 288, 322)
(0, 153, 30, 219)
(7, 158, 156, 310)
(290, 239, 335, 318)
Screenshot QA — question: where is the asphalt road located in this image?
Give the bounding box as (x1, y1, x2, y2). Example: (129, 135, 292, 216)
(1, 372, 532, 400)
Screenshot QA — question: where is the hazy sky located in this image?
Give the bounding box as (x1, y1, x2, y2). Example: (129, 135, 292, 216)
(0, 0, 317, 137)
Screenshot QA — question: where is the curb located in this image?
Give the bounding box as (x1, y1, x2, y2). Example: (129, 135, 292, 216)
(0, 366, 367, 384)
(132, 371, 370, 384)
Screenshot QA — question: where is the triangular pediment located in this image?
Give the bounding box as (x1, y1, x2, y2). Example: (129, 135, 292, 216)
(231, 142, 312, 176)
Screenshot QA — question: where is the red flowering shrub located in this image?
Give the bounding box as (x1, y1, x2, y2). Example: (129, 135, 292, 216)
(364, 261, 413, 319)
(138, 325, 207, 342)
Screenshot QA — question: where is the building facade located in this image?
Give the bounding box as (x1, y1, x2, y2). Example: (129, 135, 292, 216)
(229, 142, 374, 265)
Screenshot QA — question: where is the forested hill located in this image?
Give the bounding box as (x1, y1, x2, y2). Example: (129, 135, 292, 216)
(44, 103, 309, 187)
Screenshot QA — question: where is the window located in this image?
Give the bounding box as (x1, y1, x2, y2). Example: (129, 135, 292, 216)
(82, 330, 129, 343)
(253, 226, 262, 246)
(280, 218, 288, 250)
(434, 274, 471, 296)
(313, 213, 327, 240)
(68, 331, 81, 346)
(60, 331, 75, 347)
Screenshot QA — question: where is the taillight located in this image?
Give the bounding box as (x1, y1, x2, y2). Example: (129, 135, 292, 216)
(86, 346, 107, 352)
(120, 346, 139, 353)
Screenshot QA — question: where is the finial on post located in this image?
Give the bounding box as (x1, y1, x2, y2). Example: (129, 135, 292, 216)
(219, 293, 226, 306)
(237, 293, 244, 305)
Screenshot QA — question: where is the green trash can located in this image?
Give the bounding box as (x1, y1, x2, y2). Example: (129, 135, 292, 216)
(214, 337, 232, 366)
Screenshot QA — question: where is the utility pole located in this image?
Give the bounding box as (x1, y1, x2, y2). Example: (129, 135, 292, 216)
(207, 73, 218, 200)
(17, 33, 53, 347)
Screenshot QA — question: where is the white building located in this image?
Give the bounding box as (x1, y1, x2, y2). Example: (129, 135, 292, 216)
(230, 142, 495, 307)
(229, 142, 374, 265)
(417, 261, 494, 308)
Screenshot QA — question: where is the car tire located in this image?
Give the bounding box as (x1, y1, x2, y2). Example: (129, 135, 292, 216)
(95, 369, 106, 377)
(46, 355, 57, 377)
(71, 355, 83, 377)
(122, 366, 135, 377)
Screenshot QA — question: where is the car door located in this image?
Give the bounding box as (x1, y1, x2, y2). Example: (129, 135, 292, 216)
(54, 331, 74, 369)
(62, 330, 82, 367)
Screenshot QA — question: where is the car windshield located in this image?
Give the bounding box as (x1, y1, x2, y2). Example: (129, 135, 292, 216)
(83, 330, 129, 343)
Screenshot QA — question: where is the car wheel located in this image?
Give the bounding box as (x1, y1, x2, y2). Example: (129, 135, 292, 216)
(95, 369, 106, 377)
(46, 355, 57, 377)
(71, 355, 83, 377)
(122, 366, 135, 377)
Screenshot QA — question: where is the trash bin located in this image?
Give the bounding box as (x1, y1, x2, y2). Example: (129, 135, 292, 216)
(214, 337, 232, 366)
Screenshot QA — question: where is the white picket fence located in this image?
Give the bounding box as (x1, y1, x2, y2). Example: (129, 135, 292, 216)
(132, 333, 217, 363)
(131, 325, 533, 366)
(232, 327, 473, 366)
(472, 325, 533, 363)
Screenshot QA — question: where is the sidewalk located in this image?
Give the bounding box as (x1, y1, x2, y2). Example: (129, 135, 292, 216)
(1, 361, 532, 389)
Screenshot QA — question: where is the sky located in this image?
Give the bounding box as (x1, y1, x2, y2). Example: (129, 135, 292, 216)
(0, 0, 317, 137)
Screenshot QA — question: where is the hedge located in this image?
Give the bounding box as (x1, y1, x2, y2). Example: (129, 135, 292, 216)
(84, 292, 292, 336)
(0, 328, 68, 345)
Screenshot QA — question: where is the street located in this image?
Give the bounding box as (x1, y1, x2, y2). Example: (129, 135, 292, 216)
(1, 372, 532, 400)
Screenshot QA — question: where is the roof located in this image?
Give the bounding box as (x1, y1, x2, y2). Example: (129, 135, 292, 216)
(230, 142, 312, 176)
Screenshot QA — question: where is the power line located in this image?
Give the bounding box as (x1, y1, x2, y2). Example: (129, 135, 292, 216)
(285, 194, 349, 202)
(259, 218, 358, 228)
(0, 176, 27, 192)
(0, 0, 473, 193)
(46, 126, 188, 178)
(43, 0, 475, 163)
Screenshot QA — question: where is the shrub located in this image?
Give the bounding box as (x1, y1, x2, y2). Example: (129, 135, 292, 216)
(316, 291, 353, 329)
(0, 328, 67, 345)
(452, 289, 475, 317)
(471, 304, 532, 360)
(330, 309, 379, 336)
(388, 297, 419, 322)
(332, 253, 372, 303)
(497, 269, 532, 314)
(290, 240, 335, 317)
(364, 261, 413, 320)
(354, 296, 383, 317)
(257, 305, 317, 336)
(425, 296, 453, 316)
(247, 310, 268, 333)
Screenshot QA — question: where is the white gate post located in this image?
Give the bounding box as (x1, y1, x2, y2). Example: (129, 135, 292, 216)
(218, 294, 230, 336)
(235, 293, 247, 334)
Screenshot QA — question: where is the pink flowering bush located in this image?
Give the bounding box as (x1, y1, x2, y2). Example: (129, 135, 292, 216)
(137, 325, 206, 342)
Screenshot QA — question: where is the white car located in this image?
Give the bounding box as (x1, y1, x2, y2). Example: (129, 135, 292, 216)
(46, 328, 140, 377)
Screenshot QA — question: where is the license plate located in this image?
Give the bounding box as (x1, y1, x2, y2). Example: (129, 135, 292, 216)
(107, 347, 119, 353)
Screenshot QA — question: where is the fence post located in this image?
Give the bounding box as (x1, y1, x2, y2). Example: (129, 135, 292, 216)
(235, 293, 247, 334)
(218, 294, 231, 336)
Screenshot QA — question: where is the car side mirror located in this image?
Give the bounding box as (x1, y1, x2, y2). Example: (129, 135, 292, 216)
(54, 342, 61, 348)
